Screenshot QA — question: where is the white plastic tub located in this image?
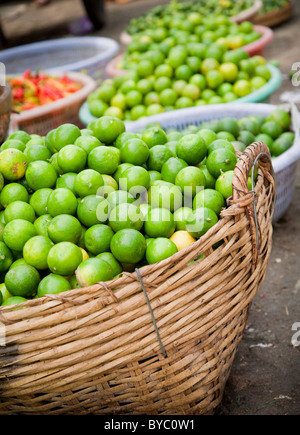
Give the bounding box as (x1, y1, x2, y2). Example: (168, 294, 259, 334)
(0, 37, 119, 84)
(126, 103, 300, 223)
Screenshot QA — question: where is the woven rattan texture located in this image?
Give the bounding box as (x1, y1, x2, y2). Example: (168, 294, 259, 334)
(0, 142, 275, 415)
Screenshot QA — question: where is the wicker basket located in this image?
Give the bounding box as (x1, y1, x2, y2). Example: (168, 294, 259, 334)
(252, 0, 294, 27)
(9, 71, 97, 136)
(0, 141, 275, 415)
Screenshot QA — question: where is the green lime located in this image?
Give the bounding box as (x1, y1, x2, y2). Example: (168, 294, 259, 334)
(0, 282, 12, 302)
(23, 235, 53, 270)
(255, 65, 271, 81)
(69, 274, 81, 289)
(215, 170, 235, 199)
(238, 130, 256, 146)
(238, 117, 261, 135)
(266, 109, 291, 131)
(47, 214, 82, 244)
(1, 139, 26, 152)
(207, 139, 236, 155)
(8, 258, 28, 270)
(154, 77, 172, 93)
(45, 128, 57, 154)
(144, 207, 175, 238)
(233, 80, 251, 97)
(97, 82, 116, 103)
(0, 241, 13, 273)
(270, 135, 293, 157)
(120, 138, 150, 166)
(255, 133, 274, 149)
(47, 188, 77, 217)
(37, 273, 71, 297)
(110, 93, 127, 110)
(125, 89, 143, 108)
(89, 116, 125, 144)
(7, 130, 31, 144)
(57, 145, 87, 174)
(5, 264, 40, 298)
(0, 149, 27, 181)
(76, 257, 113, 287)
(148, 170, 162, 184)
(159, 88, 178, 106)
(107, 189, 135, 209)
(29, 188, 53, 216)
(148, 182, 182, 212)
(232, 141, 247, 152)
(110, 228, 146, 264)
(3, 219, 37, 251)
(261, 121, 283, 139)
(113, 163, 134, 185)
(1, 296, 27, 307)
(1, 296, 28, 307)
(173, 206, 195, 231)
(4, 200, 35, 223)
(141, 127, 168, 149)
(89, 99, 109, 118)
(187, 207, 218, 238)
(96, 252, 122, 277)
(109, 203, 144, 232)
(34, 214, 52, 237)
(74, 135, 102, 155)
(175, 166, 206, 198)
(146, 237, 178, 264)
(25, 160, 57, 190)
(197, 165, 216, 189)
(114, 132, 138, 150)
(88, 146, 121, 175)
(193, 188, 225, 215)
(84, 224, 115, 255)
(49, 153, 63, 175)
(74, 169, 104, 198)
(23, 144, 51, 163)
(161, 157, 188, 184)
(147, 145, 174, 172)
(77, 194, 107, 227)
(216, 118, 240, 137)
(206, 148, 238, 179)
(47, 241, 83, 275)
(56, 172, 77, 194)
(101, 174, 118, 194)
(0, 222, 5, 242)
(119, 166, 150, 197)
(176, 134, 207, 165)
(52, 123, 81, 152)
(197, 129, 218, 147)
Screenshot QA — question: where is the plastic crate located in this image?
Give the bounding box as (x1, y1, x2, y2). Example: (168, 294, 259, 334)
(126, 103, 300, 223)
(9, 71, 97, 136)
(0, 37, 119, 85)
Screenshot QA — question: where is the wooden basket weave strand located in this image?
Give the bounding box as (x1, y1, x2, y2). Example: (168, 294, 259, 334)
(0, 142, 275, 415)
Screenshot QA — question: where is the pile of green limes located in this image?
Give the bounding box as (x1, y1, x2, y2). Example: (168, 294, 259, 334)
(126, 0, 255, 35)
(0, 107, 293, 307)
(88, 47, 272, 122)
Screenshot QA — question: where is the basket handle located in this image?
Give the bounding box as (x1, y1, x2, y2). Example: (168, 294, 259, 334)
(227, 141, 275, 270)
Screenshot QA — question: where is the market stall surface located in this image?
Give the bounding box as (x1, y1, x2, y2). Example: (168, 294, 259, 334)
(0, 0, 299, 416)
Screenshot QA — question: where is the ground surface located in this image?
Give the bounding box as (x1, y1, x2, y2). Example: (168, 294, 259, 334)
(0, 0, 299, 416)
